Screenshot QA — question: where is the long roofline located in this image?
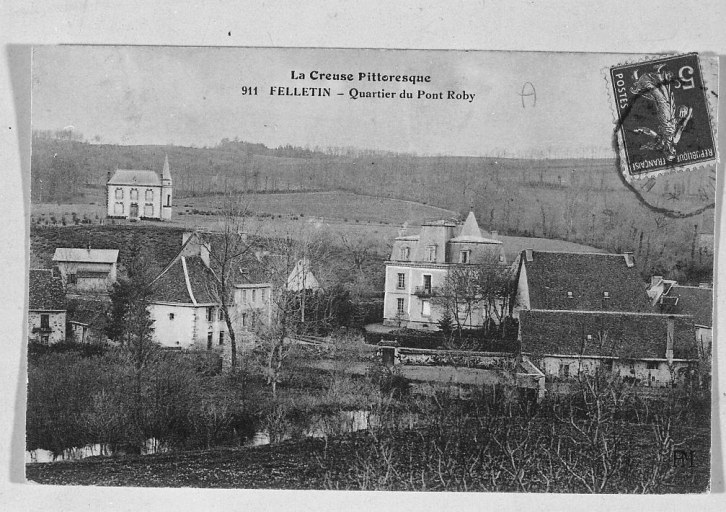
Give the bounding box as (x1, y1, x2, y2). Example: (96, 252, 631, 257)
(525, 308, 693, 318)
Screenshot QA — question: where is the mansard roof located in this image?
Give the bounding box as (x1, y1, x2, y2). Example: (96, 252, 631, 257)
(519, 250, 652, 312)
(520, 309, 696, 360)
(108, 169, 161, 187)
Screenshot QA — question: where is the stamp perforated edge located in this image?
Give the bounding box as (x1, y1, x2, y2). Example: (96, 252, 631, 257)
(602, 52, 720, 182)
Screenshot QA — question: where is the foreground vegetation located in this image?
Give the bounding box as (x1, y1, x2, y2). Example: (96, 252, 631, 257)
(27, 340, 710, 493)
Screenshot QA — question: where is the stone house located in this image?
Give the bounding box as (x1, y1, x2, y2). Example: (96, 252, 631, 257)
(106, 155, 172, 221)
(519, 309, 698, 387)
(148, 232, 271, 349)
(52, 247, 119, 295)
(383, 211, 507, 330)
(28, 269, 67, 345)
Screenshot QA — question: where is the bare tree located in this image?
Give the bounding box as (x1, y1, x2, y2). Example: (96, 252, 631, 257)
(201, 194, 258, 371)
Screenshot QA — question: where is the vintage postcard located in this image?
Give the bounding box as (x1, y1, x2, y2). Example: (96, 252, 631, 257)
(24, 46, 717, 493)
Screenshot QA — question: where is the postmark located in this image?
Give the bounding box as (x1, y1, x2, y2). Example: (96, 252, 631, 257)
(609, 53, 717, 180)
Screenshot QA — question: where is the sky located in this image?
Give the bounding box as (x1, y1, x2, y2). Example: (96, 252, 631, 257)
(30, 46, 684, 158)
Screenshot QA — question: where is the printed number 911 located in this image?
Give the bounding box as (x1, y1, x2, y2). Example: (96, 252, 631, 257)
(241, 86, 258, 95)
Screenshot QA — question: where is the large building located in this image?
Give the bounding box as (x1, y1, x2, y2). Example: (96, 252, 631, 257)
(383, 211, 506, 329)
(106, 155, 172, 221)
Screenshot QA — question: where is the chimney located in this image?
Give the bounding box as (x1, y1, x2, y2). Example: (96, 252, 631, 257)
(623, 251, 635, 267)
(665, 316, 675, 362)
(525, 249, 533, 262)
(650, 275, 662, 287)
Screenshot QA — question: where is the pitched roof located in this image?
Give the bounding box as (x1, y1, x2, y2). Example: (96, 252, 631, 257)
(107, 169, 161, 187)
(520, 251, 651, 312)
(662, 285, 713, 327)
(28, 269, 66, 311)
(450, 211, 501, 244)
(520, 309, 697, 360)
(150, 255, 218, 305)
(53, 248, 119, 264)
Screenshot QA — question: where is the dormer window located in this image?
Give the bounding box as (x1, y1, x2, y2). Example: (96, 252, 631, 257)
(400, 246, 410, 260)
(567, 291, 574, 299)
(459, 250, 471, 264)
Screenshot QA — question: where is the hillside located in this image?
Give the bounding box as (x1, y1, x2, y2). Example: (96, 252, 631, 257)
(30, 136, 714, 283)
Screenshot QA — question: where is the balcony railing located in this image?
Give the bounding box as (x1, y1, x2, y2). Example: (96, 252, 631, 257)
(413, 286, 440, 297)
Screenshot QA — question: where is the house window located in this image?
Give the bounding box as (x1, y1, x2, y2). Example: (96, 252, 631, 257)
(130, 188, 138, 200)
(166, 194, 171, 207)
(252, 289, 257, 302)
(426, 246, 436, 262)
(397, 273, 405, 289)
(561, 364, 570, 378)
(586, 334, 592, 341)
(40, 314, 50, 329)
(241, 289, 247, 302)
(40, 334, 49, 345)
(207, 331, 213, 349)
(647, 361, 659, 370)
(400, 247, 410, 260)
(207, 307, 214, 322)
(144, 204, 154, 217)
(397, 298, 405, 315)
(219, 332, 225, 345)
(114, 202, 124, 215)
(218, 308, 225, 321)
(67, 273, 77, 284)
(499, 254, 505, 263)
(261, 289, 267, 301)
(421, 300, 431, 317)
(603, 291, 610, 299)
(423, 274, 432, 292)
(145, 189, 154, 201)
(168, 313, 175, 320)
(459, 250, 470, 264)
(115, 188, 123, 199)
(241, 313, 247, 327)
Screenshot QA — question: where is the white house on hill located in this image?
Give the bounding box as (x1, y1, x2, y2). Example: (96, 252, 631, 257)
(106, 154, 172, 221)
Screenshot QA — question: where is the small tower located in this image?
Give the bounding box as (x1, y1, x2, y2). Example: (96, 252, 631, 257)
(161, 154, 173, 220)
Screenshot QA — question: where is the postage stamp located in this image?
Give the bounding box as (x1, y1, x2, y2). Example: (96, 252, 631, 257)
(608, 53, 717, 179)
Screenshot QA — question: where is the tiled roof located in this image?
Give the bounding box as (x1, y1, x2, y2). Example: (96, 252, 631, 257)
(150, 256, 218, 305)
(662, 285, 713, 327)
(520, 251, 652, 312)
(29, 269, 66, 311)
(69, 308, 105, 326)
(520, 309, 696, 360)
(107, 170, 161, 187)
(53, 248, 119, 264)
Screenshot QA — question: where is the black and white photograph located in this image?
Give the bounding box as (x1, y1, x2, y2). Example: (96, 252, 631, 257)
(20, 44, 719, 494)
